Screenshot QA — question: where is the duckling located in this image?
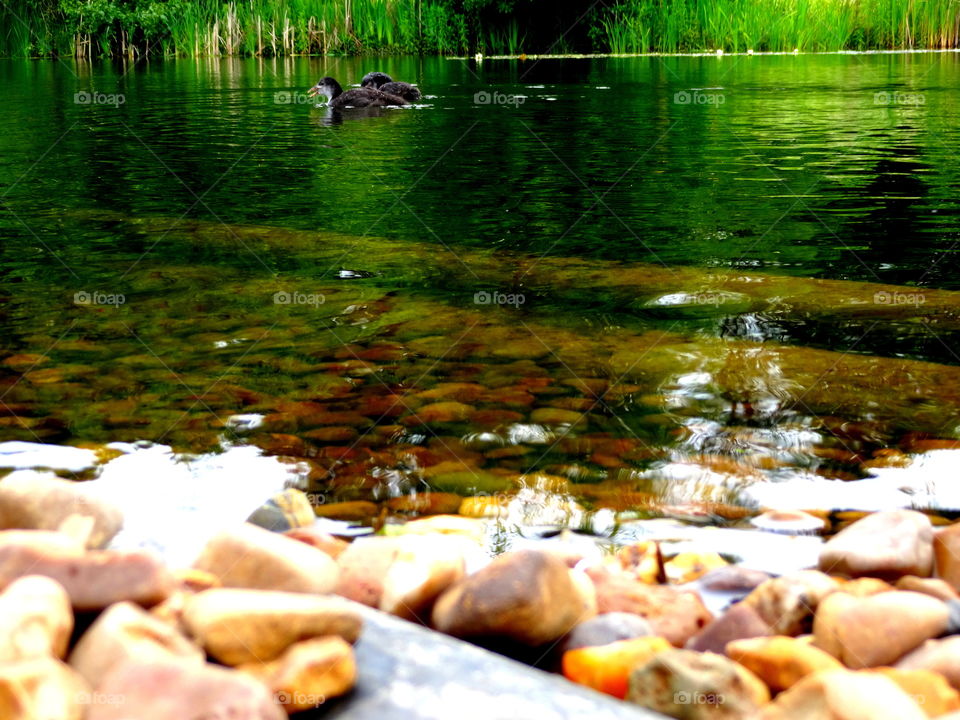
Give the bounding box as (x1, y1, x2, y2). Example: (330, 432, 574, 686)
(360, 71, 422, 103)
(307, 77, 406, 109)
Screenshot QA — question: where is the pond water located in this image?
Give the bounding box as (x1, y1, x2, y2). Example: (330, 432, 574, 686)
(2, 53, 960, 547)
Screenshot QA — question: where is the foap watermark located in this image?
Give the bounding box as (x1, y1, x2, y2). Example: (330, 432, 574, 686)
(474, 90, 526, 107)
(874, 290, 925, 306)
(674, 90, 725, 106)
(273, 290, 325, 307)
(74, 91, 125, 107)
(74, 290, 125, 308)
(874, 91, 925, 106)
(76, 691, 126, 707)
(474, 290, 525, 308)
(674, 691, 726, 706)
(275, 691, 326, 707)
(274, 91, 313, 105)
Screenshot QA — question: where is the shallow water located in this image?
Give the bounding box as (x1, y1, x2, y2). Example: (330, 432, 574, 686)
(2, 54, 960, 542)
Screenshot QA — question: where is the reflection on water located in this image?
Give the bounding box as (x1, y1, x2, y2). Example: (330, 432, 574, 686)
(1, 54, 960, 539)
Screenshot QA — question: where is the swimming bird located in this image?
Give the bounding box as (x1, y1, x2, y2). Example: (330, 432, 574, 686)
(307, 77, 406, 109)
(360, 71, 422, 103)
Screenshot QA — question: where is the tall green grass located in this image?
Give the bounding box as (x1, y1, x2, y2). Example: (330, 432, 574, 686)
(595, 0, 960, 53)
(1, 0, 958, 58)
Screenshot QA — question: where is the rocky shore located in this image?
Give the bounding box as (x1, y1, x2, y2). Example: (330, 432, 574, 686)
(5, 472, 960, 718)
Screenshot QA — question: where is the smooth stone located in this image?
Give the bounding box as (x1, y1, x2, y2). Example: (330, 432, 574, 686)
(934, 523, 960, 592)
(0, 575, 72, 661)
(433, 550, 596, 646)
(0, 658, 90, 720)
(757, 669, 926, 719)
(839, 577, 895, 596)
(726, 636, 844, 693)
(897, 637, 960, 690)
(742, 570, 839, 636)
(182, 588, 362, 666)
(336, 537, 404, 607)
(559, 612, 655, 654)
(687, 602, 772, 653)
(193, 522, 338, 594)
(380, 536, 469, 622)
(869, 668, 960, 717)
(698, 566, 772, 593)
(819, 510, 934, 580)
(88, 657, 284, 720)
(284, 527, 350, 559)
(0, 471, 122, 548)
(588, 566, 713, 647)
(0, 536, 174, 611)
(896, 576, 960, 602)
(411, 402, 475, 423)
(68, 601, 203, 688)
(664, 552, 728, 584)
(627, 648, 769, 718)
(246, 489, 315, 532)
(563, 637, 672, 699)
(751, 509, 826, 535)
(240, 637, 356, 712)
(813, 591, 949, 669)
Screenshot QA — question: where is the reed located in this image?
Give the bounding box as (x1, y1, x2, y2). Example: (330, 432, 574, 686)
(1, 0, 957, 58)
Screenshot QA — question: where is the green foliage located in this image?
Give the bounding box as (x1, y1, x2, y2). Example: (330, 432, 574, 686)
(1, 0, 958, 57)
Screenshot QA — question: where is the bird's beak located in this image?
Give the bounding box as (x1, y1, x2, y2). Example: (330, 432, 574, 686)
(307, 84, 320, 97)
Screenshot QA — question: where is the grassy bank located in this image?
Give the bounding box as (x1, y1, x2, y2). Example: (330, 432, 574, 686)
(2, 0, 958, 58)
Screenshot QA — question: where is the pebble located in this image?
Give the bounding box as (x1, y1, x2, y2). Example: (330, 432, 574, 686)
(432, 550, 596, 646)
(68, 601, 203, 688)
(0, 575, 73, 661)
(869, 667, 960, 717)
(813, 591, 949, 668)
(379, 536, 469, 622)
(0, 471, 123, 548)
(240, 636, 356, 712)
(0, 658, 90, 720)
(934, 522, 960, 592)
(246, 489, 315, 532)
(741, 570, 839, 636)
(193, 522, 339, 594)
(313, 500, 380, 521)
(182, 588, 362, 666)
(819, 509, 934, 580)
(0, 534, 174, 611)
(627, 648, 769, 718)
(559, 612, 655, 654)
(750, 509, 826, 535)
(88, 657, 284, 720)
(897, 637, 960, 690)
(283, 527, 349, 559)
(687, 602, 772, 653)
(758, 669, 926, 719)
(726, 636, 843, 693)
(896, 575, 960, 602)
(562, 636, 672, 699)
(698, 566, 772, 593)
(587, 566, 713, 647)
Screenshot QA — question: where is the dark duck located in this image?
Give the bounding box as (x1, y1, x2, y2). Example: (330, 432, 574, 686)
(360, 71, 422, 103)
(307, 77, 406, 108)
